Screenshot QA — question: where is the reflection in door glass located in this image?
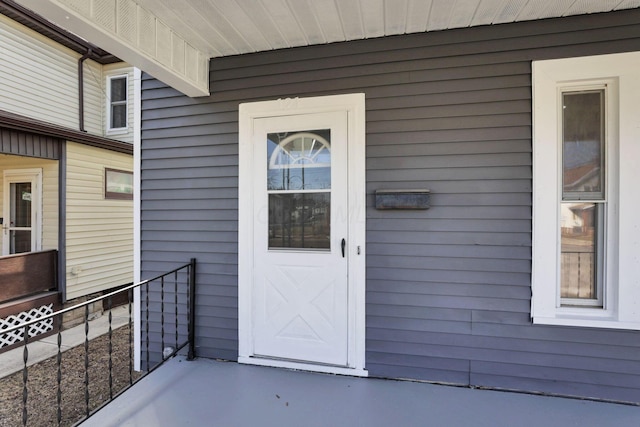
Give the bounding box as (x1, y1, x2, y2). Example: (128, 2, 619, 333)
(267, 129, 331, 191)
(269, 193, 330, 249)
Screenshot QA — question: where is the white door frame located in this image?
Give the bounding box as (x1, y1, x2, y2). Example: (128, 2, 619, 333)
(238, 93, 367, 376)
(2, 168, 43, 255)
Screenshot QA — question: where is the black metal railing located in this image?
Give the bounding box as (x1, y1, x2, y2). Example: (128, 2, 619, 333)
(0, 259, 196, 427)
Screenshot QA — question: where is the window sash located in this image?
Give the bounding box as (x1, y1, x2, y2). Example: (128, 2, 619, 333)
(108, 76, 128, 131)
(559, 201, 604, 307)
(559, 86, 607, 308)
(561, 89, 605, 201)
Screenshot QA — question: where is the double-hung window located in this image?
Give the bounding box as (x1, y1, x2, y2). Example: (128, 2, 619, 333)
(107, 75, 128, 133)
(532, 52, 640, 330)
(559, 88, 606, 308)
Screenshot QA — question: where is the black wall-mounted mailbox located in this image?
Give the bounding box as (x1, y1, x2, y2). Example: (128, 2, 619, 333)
(375, 189, 431, 210)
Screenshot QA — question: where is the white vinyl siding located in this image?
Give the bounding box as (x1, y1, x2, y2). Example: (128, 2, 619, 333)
(83, 60, 105, 136)
(65, 142, 133, 299)
(0, 155, 58, 255)
(0, 14, 135, 143)
(0, 14, 103, 135)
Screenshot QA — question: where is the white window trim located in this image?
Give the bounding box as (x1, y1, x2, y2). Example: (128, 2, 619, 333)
(532, 52, 640, 330)
(106, 74, 128, 134)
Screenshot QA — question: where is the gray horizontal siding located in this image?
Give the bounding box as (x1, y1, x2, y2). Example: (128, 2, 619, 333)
(0, 128, 61, 159)
(141, 9, 640, 402)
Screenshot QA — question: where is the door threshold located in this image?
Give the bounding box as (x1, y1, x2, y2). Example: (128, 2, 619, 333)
(238, 356, 368, 377)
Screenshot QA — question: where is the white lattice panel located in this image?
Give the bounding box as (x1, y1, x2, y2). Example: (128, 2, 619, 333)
(0, 304, 54, 349)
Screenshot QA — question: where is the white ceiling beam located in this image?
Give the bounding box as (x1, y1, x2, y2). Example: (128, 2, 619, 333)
(15, 0, 210, 97)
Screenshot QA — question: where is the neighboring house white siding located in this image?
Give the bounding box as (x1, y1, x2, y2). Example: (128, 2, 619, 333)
(83, 59, 104, 136)
(0, 14, 99, 134)
(65, 142, 133, 299)
(0, 154, 58, 254)
(0, 14, 134, 143)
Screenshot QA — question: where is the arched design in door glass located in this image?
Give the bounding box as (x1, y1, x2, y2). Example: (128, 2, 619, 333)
(267, 130, 331, 249)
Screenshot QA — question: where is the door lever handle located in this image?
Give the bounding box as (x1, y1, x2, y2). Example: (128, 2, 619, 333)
(341, 238, 346, 258)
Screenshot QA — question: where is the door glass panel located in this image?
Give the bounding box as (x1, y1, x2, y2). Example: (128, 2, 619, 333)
(267, 130, 331, 191)
(11, 182, 32, 227)
(9, 182, 32, 254)
(269, 193, 330, 249)
(562, 91, 604, 198)
(267, 129, 331, 249)
(10, 230, 31, 254)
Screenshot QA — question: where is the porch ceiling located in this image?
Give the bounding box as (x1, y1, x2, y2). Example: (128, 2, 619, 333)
(13, 0, 640, 97)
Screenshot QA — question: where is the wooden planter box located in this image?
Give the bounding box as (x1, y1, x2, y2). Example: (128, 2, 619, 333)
(0, 249, 58, 303)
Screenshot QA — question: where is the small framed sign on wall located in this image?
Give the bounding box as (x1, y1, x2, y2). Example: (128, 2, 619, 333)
(105, 168, 133, 200)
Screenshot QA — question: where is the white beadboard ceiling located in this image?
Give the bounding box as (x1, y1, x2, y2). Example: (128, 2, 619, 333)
(13, 0, 640, 96)
(135, 0, 640, 58)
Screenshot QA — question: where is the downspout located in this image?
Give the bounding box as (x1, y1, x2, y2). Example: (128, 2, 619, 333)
(78, 48, 92, 132)
(58, 144, 67, 303)
(61, 48, 91, 301)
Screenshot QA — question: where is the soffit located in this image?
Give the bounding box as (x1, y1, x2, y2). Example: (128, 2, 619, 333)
(134, 0, 640, 58)
(12, 0, 640, 97)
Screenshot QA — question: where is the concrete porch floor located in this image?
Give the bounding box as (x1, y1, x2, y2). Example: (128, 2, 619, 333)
(81, 356, 640, 427)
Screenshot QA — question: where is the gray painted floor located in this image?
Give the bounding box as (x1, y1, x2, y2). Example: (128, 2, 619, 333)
(82, 356, 640, 427)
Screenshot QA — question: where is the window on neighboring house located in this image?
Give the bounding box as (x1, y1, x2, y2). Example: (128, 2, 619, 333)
(107, 75, 127, 132)
(531, 52, 640, 330)
(104, 168, 133, 200)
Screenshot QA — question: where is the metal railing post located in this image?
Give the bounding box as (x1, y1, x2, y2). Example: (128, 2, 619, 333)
(187, 258, 196, 360)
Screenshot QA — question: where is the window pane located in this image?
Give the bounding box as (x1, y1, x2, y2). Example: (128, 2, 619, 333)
(269, 193, 330, 249)
(10, 182, 31, 227)
(560, 202, 601, 303)
(10, 230, 31, 253)
(267, 129, 331, 191)
(111, 104, 127, 128)
(562, 91, 604, 197)
(110, 77, 127, 102)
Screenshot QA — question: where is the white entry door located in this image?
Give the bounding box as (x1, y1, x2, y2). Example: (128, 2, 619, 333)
(2, 169, 42, 255)
(239, 94, 366, 375)
(253, 112, 348, 365)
